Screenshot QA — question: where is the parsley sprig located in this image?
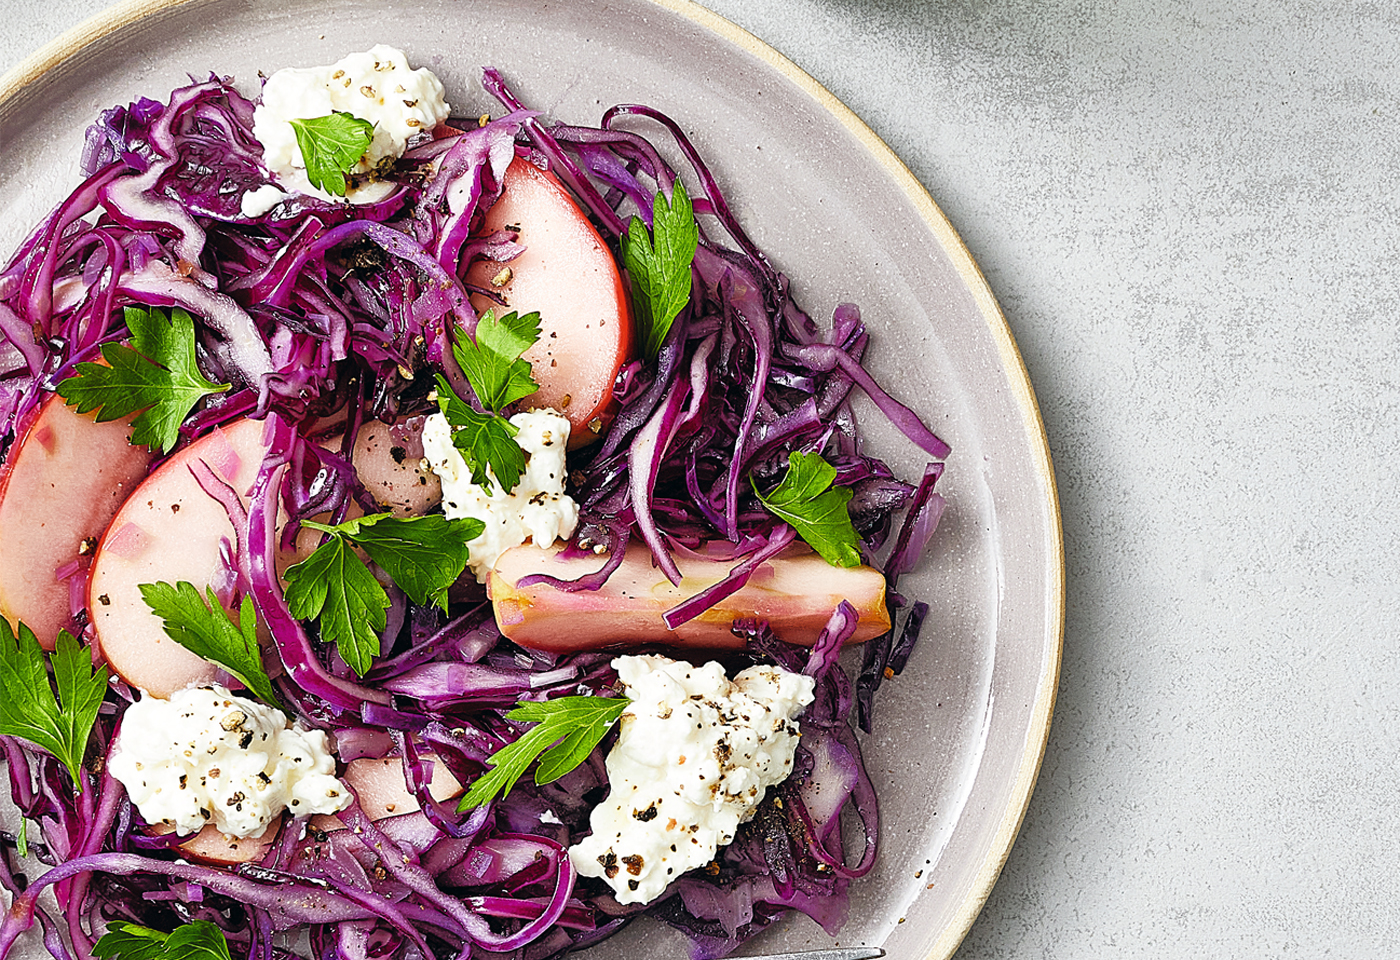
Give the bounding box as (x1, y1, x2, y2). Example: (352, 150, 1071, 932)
(0, 622, 107, 792)
(622, 181, 699, 359)
(455, 308, 543, 412)
(754, 451, 862, 568)
(93, 919, 232, 960)
(283, 513, 484, 675)
(139, 583, 279, 708)
(289, 112, 376, 197)
(56, 305, 229, 454)
(458, 696, 630, 811)
(435, 309, 543, 495)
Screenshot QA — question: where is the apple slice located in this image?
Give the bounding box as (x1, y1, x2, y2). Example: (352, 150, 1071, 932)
(311, 755, 464, 832)
(88, 418, 269, 697)
(153, 819, 280, 867)
(162, 753, 464, 865)
(0, 396, 153, 649)
(465, 157, 631, 447)
(352, 417, 441, 517)
(488, 542, 891, 653)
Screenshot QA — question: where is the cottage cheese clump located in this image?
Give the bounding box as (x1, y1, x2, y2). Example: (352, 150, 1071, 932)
(249, 44, 450, 209)
(108, 685, 349, 838)
(569, 655, 815, 905)
(421, 409, 578, 581)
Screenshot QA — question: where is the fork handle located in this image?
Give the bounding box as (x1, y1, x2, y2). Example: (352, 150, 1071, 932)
(744, 949, 885, 960)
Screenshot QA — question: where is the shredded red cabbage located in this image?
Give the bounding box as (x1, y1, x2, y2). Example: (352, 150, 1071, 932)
(0, 61, 949, 960)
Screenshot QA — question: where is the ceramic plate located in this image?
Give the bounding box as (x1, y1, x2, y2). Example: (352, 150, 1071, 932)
(0, 2, 1063, 958)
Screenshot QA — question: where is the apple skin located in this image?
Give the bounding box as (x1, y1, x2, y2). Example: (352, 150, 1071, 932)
(465, 157, 632, 448)
(0, 397, 153, 649)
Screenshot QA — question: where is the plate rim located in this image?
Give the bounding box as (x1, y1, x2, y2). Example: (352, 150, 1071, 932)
(0, 3, 1066, 957)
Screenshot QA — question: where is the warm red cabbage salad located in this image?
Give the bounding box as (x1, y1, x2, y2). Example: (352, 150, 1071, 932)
(0, 53, 947, 960)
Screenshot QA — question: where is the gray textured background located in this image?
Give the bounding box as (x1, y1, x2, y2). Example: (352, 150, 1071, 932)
(4, 1, 1398, 957)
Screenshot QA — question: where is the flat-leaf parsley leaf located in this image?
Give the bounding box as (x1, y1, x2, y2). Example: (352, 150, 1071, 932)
(289, 112, 376, 197)
(56, 305, 229, 454)
(622, 181, 699, 359)
(0, 623, 107, 792)
(93, 919, 233, 960)
(283, 534, 387, 677)
(456, 309, 543, 413)
(458, 696, 631, 810)
(301, 513, 484, 610)
(433, 382, 527, 495)
(434, 310, 544, 495)
(286, 513, 482, 673)
(753, 451, 862, 568)
(138, 582, 280, 708)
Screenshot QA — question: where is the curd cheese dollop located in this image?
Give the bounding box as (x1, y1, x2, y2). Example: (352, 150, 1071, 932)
(569, 655, 816, 905)
(251, 44, 450, 206)
(108, 685, 349, 838)
(421, 409, 578, 581)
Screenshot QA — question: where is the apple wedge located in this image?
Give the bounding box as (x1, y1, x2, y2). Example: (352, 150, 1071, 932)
(488, 542, 890, 652)
(352, 417, 441, 518)
(161, 753, 464, 865)
(311, 755, 464, 831)
(152, 819, 281, 867)
(0, 396, 153, 649)
(88, 418, 270, 696)
(465, 157, 631, 447)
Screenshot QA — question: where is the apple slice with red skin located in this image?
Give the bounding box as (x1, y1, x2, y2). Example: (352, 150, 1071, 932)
(88, 418, 269, 697)
(465, 157, 632, 448)
(0, 396, 153, 649)
(488, 542, 891, 653)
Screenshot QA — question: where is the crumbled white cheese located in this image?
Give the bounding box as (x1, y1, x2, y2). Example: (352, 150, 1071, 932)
(252, 45, 450, 204)
(421, 409, 578, 581)
(240, 183, 288, 218)
(108, 685, 349, 838)
(569, 656, 815, 905)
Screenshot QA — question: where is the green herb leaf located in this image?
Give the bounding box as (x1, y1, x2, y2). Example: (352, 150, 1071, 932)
(0, 623, 107, 792)
(302, 514, 484, 610)
(283, 535, 388, 676)
(15, 817, 28, 859)
(93, 924, 171, 960)
(289, 112, 376, 197)
(94, 920, 233, 960)
(138, 582, 279, 708)
(434, 373, 528, 495)
(432, 311, 543, 497)
(753, 451, 862, 568)
(56, 306, 229, 454)
(454, 310, 543, 414)
(458, 696, 631, 811)
(622, 181, 699, 359)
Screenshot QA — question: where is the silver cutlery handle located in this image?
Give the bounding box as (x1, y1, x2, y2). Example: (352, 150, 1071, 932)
(745, 949, 885, 960)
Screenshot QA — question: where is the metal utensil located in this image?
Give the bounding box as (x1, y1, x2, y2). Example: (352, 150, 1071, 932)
(743, 950, 884, 960)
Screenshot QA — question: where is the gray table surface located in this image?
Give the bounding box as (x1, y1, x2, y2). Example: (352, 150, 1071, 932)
(4, 1, 1397, 957)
